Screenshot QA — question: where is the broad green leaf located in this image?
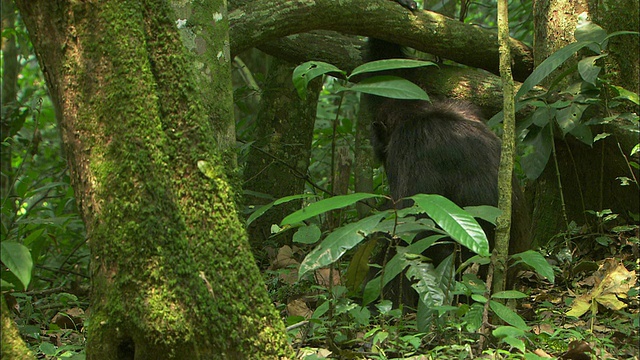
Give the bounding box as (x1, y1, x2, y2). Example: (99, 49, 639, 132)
(362, 235, 442, 305)
(282, 193, 381, 225)
(531, 105, 555, 127)
(575, 20, 607, 52)
(292, 61, 345, 100)
(512, 250, 555, 284)
(490, 300, 529, 331)
(374, 217, 439, 245)
(411, 194, 489, 257)
(293, 224, 322, 244)
(311, 299, 330, 319)
(246, 203, 274, 226)
(603, 30, 640, 42)
(39, 342, 57, 356)
(407, 260, 444, 307)
(463, 303, 484, 332)
(348, 306, 371, 327)
(556, 103, 588, 136)
(433, 253, 456, 306)
(578, 55, 605, 85)
(521, 124, 552, 180)
(274, 193, 317, 205)
(298, 213, 386, 279)
(350, 58, 436, 77)
(0, 241, 33, 290)
(493, 325, 526, 338)
(349, 76, 430, 100)
(516, 41, 594, 100)
(501, 336, 526, 353)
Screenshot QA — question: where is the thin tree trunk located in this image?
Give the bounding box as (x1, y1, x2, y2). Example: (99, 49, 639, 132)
(493, 0, 516, 294)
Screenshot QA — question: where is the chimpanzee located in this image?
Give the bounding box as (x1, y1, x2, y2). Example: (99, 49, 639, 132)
(364, 37, 531, 305)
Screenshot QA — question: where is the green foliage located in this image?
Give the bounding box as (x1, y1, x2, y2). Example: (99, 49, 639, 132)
(2, 14, 87, 359)
(1, 241, 32, 290)
(292, 59, 434, 101)
(490, 21, 640, 181)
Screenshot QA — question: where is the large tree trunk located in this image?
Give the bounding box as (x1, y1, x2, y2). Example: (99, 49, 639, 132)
(15, 1, 292, 359)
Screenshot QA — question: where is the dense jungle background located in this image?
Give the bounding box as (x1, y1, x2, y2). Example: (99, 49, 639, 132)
(2, 0, 638, 358)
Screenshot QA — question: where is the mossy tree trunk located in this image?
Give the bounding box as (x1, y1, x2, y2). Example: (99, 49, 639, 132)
(15, 1, 292, 359)
(2, 296, 33, 359)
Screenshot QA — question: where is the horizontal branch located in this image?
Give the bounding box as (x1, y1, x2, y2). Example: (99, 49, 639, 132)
(229, 0, 533, 81)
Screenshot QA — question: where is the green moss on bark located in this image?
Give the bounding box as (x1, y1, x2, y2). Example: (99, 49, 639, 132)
(18, 0, 292, 359)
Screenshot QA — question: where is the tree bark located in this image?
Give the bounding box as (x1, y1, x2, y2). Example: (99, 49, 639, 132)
(170, 1, 237, 163)
(1, 296, 33, 359)
(244, 57, 320, 249)
(228, 0, 534, 81)
(15, 1, 292, 358)
(493, 0, 516, 294)
(1, 0, 19, 203)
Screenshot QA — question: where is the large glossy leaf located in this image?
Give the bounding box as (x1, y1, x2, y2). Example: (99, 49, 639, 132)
(575, 20, 608, 53)
(349, 76, 430, 101)
(281, 193, 382, 225)
(350, 59, 436, 77)
(298, 213, 386, 279)
(410, 194, 489, 257)
(1, 241, 33, 290)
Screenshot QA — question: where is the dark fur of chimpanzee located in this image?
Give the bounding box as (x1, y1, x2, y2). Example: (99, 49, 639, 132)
(365, 38, 531, 306)
(373, 99, 501, 208)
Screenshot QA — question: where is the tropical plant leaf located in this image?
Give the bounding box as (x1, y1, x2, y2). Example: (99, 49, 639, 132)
(1, 241, 33, 290)
(349, 76, 430, 101)
(281, 193, 382, 225)
(350, 58, 436, 77)
(512, 250, 555, 283)
(292, 61, 345, 100)
(490, 300, 529, 331)
(298, 213, 386, 279)
(410, 194, 490, 257)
